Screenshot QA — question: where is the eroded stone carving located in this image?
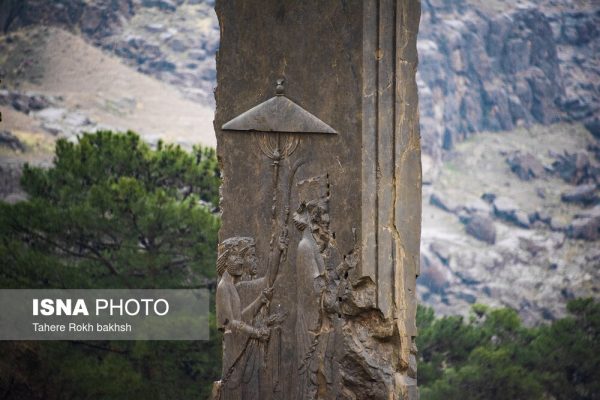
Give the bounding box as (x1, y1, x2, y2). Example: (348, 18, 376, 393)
(293, 175, 331, 399)
(215, 234, 287, 400)
(222, 79, 337, 134)
(214, 1, 421, 398)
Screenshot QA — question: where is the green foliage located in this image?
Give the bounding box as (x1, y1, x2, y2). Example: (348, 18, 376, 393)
(417, 299, 600, 400)
(0, 131, 221, 399)
(0, 131, 220, 288)
(526, 298, 600, 400)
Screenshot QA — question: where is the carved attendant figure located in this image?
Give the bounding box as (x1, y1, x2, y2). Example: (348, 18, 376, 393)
(215, 234, 287, 400)
(293, 175, 331, 399)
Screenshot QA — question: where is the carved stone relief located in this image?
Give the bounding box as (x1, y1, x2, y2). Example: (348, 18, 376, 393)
(215, 2, 421, 397)
(215, 234, 287, 400)
(214, 166, 367, 400)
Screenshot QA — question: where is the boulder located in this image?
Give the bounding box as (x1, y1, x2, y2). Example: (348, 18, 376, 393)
(493, 196, 518, 216)
(145, 23, 166, 33)
(481, 192, 496, 204)
(550, 217, 569, 232)
(567, 216, 600, 241)
(141, 0, 177, 12)
(530, 210, 552, 225)
(63, 112, 91, 128)
(0, 131, 25, 152)
(465, 215, 496, 244)
(561, 184, 598, 205)
(430, 192, 458, 213)
(429, 242, 451, 266)
(0, 90, 52, 114)
(514, 210, 531, 228)
(493, 196, 530, 228)
(420, 253, 452, 293)
(41, 123, 63, 136)
(10, 94, 30, 113)
(552, 151, 593, 185)
(36, 107, 67, 123)
(518, 237, 545, 257)
(464, 197, 492, 214)
(168, 39, 188, 52)
(506, 151, 545, 180)
(27, 93, 51, 111)
(536, 187, 546, 199)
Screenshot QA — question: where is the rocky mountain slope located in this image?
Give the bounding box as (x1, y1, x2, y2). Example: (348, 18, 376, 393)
(421, 123, 599, 324)
(0, 0, 218, 104)
(0, 0, 598, 322)
(418, 0, 600, 159)
(0, 14, 215, 199)
(417, 0, 600, 321)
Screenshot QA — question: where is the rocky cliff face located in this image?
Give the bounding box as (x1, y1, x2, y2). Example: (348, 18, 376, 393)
(418, 0, 600, 159)
(0, 0, 218, 104)
(0, 0, 134, 38)
(415, 0, 599, 323)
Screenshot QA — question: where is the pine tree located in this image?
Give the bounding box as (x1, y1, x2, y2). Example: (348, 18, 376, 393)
(0, 131, 222, 399)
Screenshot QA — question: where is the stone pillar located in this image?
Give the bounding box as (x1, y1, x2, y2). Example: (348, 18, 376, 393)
(213, 1, 421, 399)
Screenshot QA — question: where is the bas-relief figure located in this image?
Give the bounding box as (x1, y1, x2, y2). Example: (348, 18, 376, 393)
(215, 234, 287, 400)
(214, 167, 363, 400)
(293, 175, 331, 399)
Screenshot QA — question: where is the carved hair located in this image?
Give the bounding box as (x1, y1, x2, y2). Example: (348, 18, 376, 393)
(293, 202, 310, 231)
(295, 174, 330, 227)
(216, 236, 255, 276)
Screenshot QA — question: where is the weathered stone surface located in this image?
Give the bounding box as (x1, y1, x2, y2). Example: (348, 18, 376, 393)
(552, 150, 595, 184)
(464, 215, 496, 244)
(567, 206, 600, 241)
(493, 196, 529, 227)
(568, 216, 600, 241)
(417, 0, 600, 159)
(430, 191, 458, 213)
(0, 90, 53, 114)
(0, 131, 25, 152)
(506, 151, 545, 180)
(212, 1, 421, 399)
(420, 253, 452, 293)
(561, 184, 598, 204)
(515, 210, 531, 229)
(429, 242, 451, 266)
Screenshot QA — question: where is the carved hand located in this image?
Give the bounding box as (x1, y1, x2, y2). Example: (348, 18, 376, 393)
(261, 287, 274, 303)
(278, 230, 289, 252)
(257, 327, 271, 341)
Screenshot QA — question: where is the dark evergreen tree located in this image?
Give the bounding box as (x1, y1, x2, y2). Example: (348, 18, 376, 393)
(0, 131, 221, 399)
(417, 300, 600, 400)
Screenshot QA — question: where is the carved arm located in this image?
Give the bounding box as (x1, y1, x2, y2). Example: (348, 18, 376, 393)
(241, 289, 270, 321)
(229, 319, 268, 340)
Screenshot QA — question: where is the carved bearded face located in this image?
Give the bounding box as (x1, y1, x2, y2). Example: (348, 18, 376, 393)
(293, 200, 331, 253)
(226, 255, 244, 277)
(218, 237, 257, 278)
(310, 203, 330, 253)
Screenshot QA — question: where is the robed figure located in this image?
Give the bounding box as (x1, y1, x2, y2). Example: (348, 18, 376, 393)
(214, 235, 287, 400)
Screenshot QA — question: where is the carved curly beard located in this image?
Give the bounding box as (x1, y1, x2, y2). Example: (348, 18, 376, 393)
(312, 225, 330, 253)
